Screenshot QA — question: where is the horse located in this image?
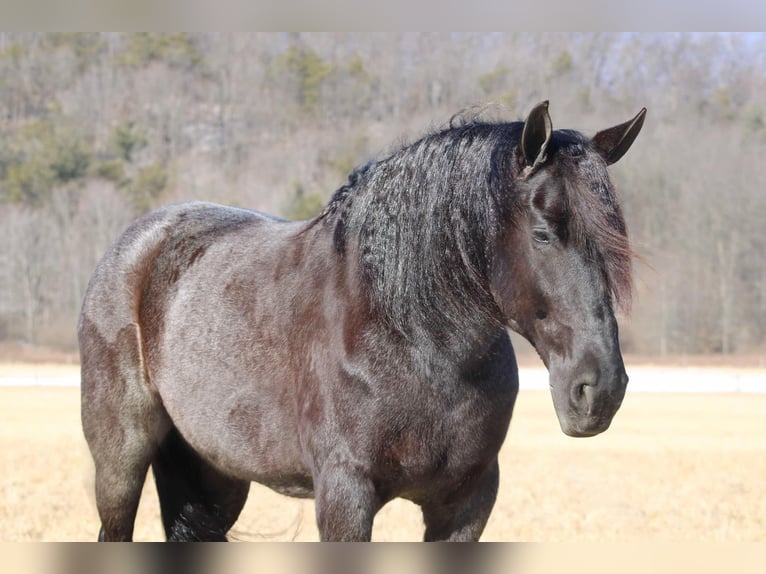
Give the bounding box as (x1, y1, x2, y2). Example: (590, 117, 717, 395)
(79, 101, 646, 541)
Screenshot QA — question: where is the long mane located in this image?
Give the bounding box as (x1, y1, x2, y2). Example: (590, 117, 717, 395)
(315, 119, 632, 340)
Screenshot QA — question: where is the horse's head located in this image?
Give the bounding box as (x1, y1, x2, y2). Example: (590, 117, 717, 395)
(492, 101, 646, 437)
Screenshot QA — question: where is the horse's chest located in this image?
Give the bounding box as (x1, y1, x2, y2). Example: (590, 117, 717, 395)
(376, 390, 513, 491)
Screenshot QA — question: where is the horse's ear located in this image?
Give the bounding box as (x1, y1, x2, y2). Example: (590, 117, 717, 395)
(592, 108, 647, 165)
(520, 100, 552, 168)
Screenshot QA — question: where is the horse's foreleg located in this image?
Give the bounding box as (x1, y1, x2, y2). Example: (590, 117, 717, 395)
(313, 461, 380, 541)
(420, 460, 499, 542)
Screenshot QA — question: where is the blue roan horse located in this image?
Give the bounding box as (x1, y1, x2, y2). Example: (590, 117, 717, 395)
(79, 101, 646, 541)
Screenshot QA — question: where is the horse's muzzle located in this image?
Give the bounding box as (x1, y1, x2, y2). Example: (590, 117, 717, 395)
(550, 365, 629, 437)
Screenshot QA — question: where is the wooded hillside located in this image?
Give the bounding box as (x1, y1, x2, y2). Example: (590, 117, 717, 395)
(1, 33, 764, 356)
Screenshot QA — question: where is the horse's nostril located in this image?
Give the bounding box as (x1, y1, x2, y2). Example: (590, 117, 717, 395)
(572, 381, 588, 407)
(571, 372, 599, 410)
(577, 371, 599, 389)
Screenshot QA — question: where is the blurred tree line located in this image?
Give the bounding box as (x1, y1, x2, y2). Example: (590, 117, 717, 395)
(0, 32, 764, 357)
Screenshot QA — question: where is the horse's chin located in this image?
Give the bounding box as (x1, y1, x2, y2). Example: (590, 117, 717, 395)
(556, 414, 613, 438)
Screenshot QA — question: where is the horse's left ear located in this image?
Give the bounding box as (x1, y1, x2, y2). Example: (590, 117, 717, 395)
(592, 108, 647, 165)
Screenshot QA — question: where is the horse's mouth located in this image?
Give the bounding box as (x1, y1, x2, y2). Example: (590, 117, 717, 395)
(558, 415, 613, 437)
(549, 382, 624, 438)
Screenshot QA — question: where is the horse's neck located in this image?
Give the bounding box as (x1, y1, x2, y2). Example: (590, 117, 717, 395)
(416, 318, 509, 364)
(300, 214, 509, 377)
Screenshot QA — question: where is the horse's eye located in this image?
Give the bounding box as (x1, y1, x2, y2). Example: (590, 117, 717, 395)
(532, 229, 552, 245)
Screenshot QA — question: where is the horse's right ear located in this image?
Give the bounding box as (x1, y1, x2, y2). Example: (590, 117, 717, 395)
(520, 100, 553, 169)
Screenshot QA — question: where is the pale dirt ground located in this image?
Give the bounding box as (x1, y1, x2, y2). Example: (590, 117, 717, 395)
(2, 366, 765, 542)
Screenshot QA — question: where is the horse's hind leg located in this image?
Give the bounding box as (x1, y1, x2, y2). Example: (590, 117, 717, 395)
(81, 321, 169, 541)
(92, 445, 155, 542)
(152, 427, 250, 541)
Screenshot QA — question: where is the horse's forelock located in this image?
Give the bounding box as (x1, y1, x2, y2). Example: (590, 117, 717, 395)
(565, 151, 634, 313)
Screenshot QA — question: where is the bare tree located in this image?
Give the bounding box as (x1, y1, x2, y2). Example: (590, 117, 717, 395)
(0, 33, 764, 357)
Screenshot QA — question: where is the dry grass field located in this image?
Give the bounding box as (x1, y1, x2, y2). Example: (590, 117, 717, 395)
(2, 363, 765, 542)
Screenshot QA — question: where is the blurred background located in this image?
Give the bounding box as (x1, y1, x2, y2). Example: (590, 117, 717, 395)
(2, 33, 765, 545)
(0, 32, 764, 361)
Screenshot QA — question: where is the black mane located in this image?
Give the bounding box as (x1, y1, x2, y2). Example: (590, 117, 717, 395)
(317, 119, 632, 341)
